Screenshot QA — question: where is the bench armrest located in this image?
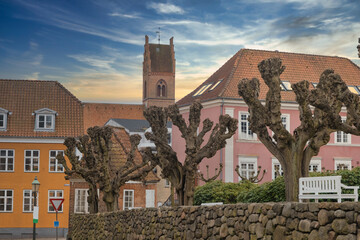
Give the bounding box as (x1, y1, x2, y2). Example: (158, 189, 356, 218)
(341, 184, 359, 190)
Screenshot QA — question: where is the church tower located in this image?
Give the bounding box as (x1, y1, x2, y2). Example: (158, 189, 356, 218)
(143, 35, 175, 108)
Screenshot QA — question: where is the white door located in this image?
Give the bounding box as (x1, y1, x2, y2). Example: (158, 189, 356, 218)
(145, 190, 155, 208)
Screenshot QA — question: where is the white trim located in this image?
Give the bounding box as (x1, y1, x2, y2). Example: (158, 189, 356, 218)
(123, 189, 134, 210)
(238, 156, 257, 181)
(145, 189, 155, 208)
(125, 180, 142, 184)
(35, 113, 55, 131)
(0, 149, 15, 172)
(334, 158, 352, 171)
(225, 108, 234, 182)
(48, 189, 64, 213)
(0, 113, 7, 131)
(49, 150, 64, 173)
(24, 150, 40, 172)
(0, 138, 65, 143)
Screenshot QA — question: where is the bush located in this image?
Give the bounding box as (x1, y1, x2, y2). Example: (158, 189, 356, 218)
(237, 176, 286, 203)
(194, 180, 256, 205)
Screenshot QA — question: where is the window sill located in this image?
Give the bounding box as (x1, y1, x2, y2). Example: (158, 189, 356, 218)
(34, 129, 55, 132)
(236, 139, 260, 143)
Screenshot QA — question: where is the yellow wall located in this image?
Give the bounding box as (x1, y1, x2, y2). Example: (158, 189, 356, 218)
(0, 142, 70, 229)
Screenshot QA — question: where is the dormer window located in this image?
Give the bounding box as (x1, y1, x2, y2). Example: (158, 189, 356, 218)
(0, 108, 11, 131)
(33, 108, 57, 131)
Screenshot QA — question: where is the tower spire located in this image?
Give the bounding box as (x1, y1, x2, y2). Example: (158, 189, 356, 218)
(156, 27, 161, 45)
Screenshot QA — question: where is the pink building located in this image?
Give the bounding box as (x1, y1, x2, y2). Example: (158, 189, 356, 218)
(174, 49, 360, 184)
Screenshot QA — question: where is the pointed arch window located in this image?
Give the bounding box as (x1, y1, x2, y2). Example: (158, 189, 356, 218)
(156, 80, 167, 97)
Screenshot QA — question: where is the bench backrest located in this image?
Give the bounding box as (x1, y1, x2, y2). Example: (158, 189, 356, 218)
(299, 176, 342, 194)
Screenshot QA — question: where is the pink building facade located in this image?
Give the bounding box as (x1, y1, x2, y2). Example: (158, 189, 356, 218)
(173, 49, 360, 184)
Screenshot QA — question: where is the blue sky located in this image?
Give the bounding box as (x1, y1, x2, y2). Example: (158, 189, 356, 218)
(0, 0, 359, 103)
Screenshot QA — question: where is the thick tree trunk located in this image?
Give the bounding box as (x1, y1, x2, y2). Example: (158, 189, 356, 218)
(183, 170, 197, 206)
(103, 191, 117, 212)
(88, 184, 99, 214)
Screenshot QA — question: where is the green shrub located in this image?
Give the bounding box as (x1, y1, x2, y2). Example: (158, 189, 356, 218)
(237, 176, 286, 203)
(194, 180, 256, 205)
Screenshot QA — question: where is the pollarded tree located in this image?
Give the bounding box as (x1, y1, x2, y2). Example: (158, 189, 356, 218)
(143, 101, 238, 206)
(238, 58, 360, 201)
(57, 126, 157, 212)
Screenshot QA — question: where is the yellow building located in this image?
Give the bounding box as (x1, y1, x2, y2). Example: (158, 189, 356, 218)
(0, 80, 83, 238)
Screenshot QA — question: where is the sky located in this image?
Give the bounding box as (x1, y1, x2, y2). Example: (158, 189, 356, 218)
(0, 0, 359, 104)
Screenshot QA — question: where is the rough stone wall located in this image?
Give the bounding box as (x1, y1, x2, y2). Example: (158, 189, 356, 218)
(69, 202, 360, 240)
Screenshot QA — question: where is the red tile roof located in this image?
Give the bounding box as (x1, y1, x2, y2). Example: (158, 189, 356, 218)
(177, 49, 360, 106)
(110, 127, 159, 182)
(0, 79, 83, 138)
(83, 103, 145, 132)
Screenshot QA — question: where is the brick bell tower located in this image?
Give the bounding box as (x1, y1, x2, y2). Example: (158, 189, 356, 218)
(143, 35, 175, 108)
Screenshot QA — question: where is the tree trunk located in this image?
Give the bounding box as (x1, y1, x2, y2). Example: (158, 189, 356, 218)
(283, 153, 309, 202)
(103, 190, 116, 212)
(88, 184, 99, 214)
(183, 170, 196, 206)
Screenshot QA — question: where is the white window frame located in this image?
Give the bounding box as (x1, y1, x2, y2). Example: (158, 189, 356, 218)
(23, 190, 38, 212)
(0, 189, 13, 212)
(74, 189, 89, 214)
(238, 156, 257, 181)
(309, 158, 322, 173)
(165, 179, 170, 188)
(123, 189, 134, 210)
(49, 150, 64, 172)
(33, 108, 57, 131)
(335, 117, 351, 144)
(334, 158, 352, 171)
(272, 158, 284, 180)
(239, 112, 257, 140)
(0, 108, 11, 131)
(0, 149, 15, 172)
(48, 190, 63, 212)
(281, 114, 290, 132)
(24, 150, 40, 172)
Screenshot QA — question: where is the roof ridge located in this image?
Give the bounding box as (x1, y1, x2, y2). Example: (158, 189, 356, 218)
(0, 79, 57, 83)
(241, 48, 352, 60)
(218, 49, 244, 98)
(55, 81, 83, 105)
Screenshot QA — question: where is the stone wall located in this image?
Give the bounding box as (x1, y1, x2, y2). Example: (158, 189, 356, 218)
(69, 202, 360, 240)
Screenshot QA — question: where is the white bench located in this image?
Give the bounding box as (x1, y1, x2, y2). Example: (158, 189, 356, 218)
(299, 176, 359, 203)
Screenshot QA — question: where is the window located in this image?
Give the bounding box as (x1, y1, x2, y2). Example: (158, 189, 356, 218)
(193, 83, 212, 97)
(0, 107, 11, 131)
(24, 150, 39, 172)
(48, 190, 63, 212)
(238, 157, 257, 180)
(123, 190, 134, 210)
(49, 150, 64, 172)
(334, 158, 352, 171)
(239, 112, 256, 140)
(0, 190, 13, 212)
(272, 158, 283, 180)
(156, 80, 167, 97)
(335, 117, 351, 144)
(281, 114, 290, 131)
(165, 179, 170, 188)
(23, 190, 38, 212)
(281, 81, 292, 91)
(33, 108, 57, 131)
(347, 86, 360, 95)
(0, 149, 14, 172)
(309, 158, 321, 172)
(74, 189, 89, 214)
(209, 79, 223, 91)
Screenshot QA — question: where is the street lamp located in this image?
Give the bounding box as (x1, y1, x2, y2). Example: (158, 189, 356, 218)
(32, 176, 40, 240)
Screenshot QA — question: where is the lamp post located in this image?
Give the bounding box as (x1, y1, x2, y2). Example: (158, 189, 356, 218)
(32, 176, 40, 240)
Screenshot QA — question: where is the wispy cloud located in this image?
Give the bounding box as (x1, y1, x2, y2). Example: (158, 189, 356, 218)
(249, 0, 345, 10)
(108, 12, 141, 19)
(147, 2, 185, 14)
